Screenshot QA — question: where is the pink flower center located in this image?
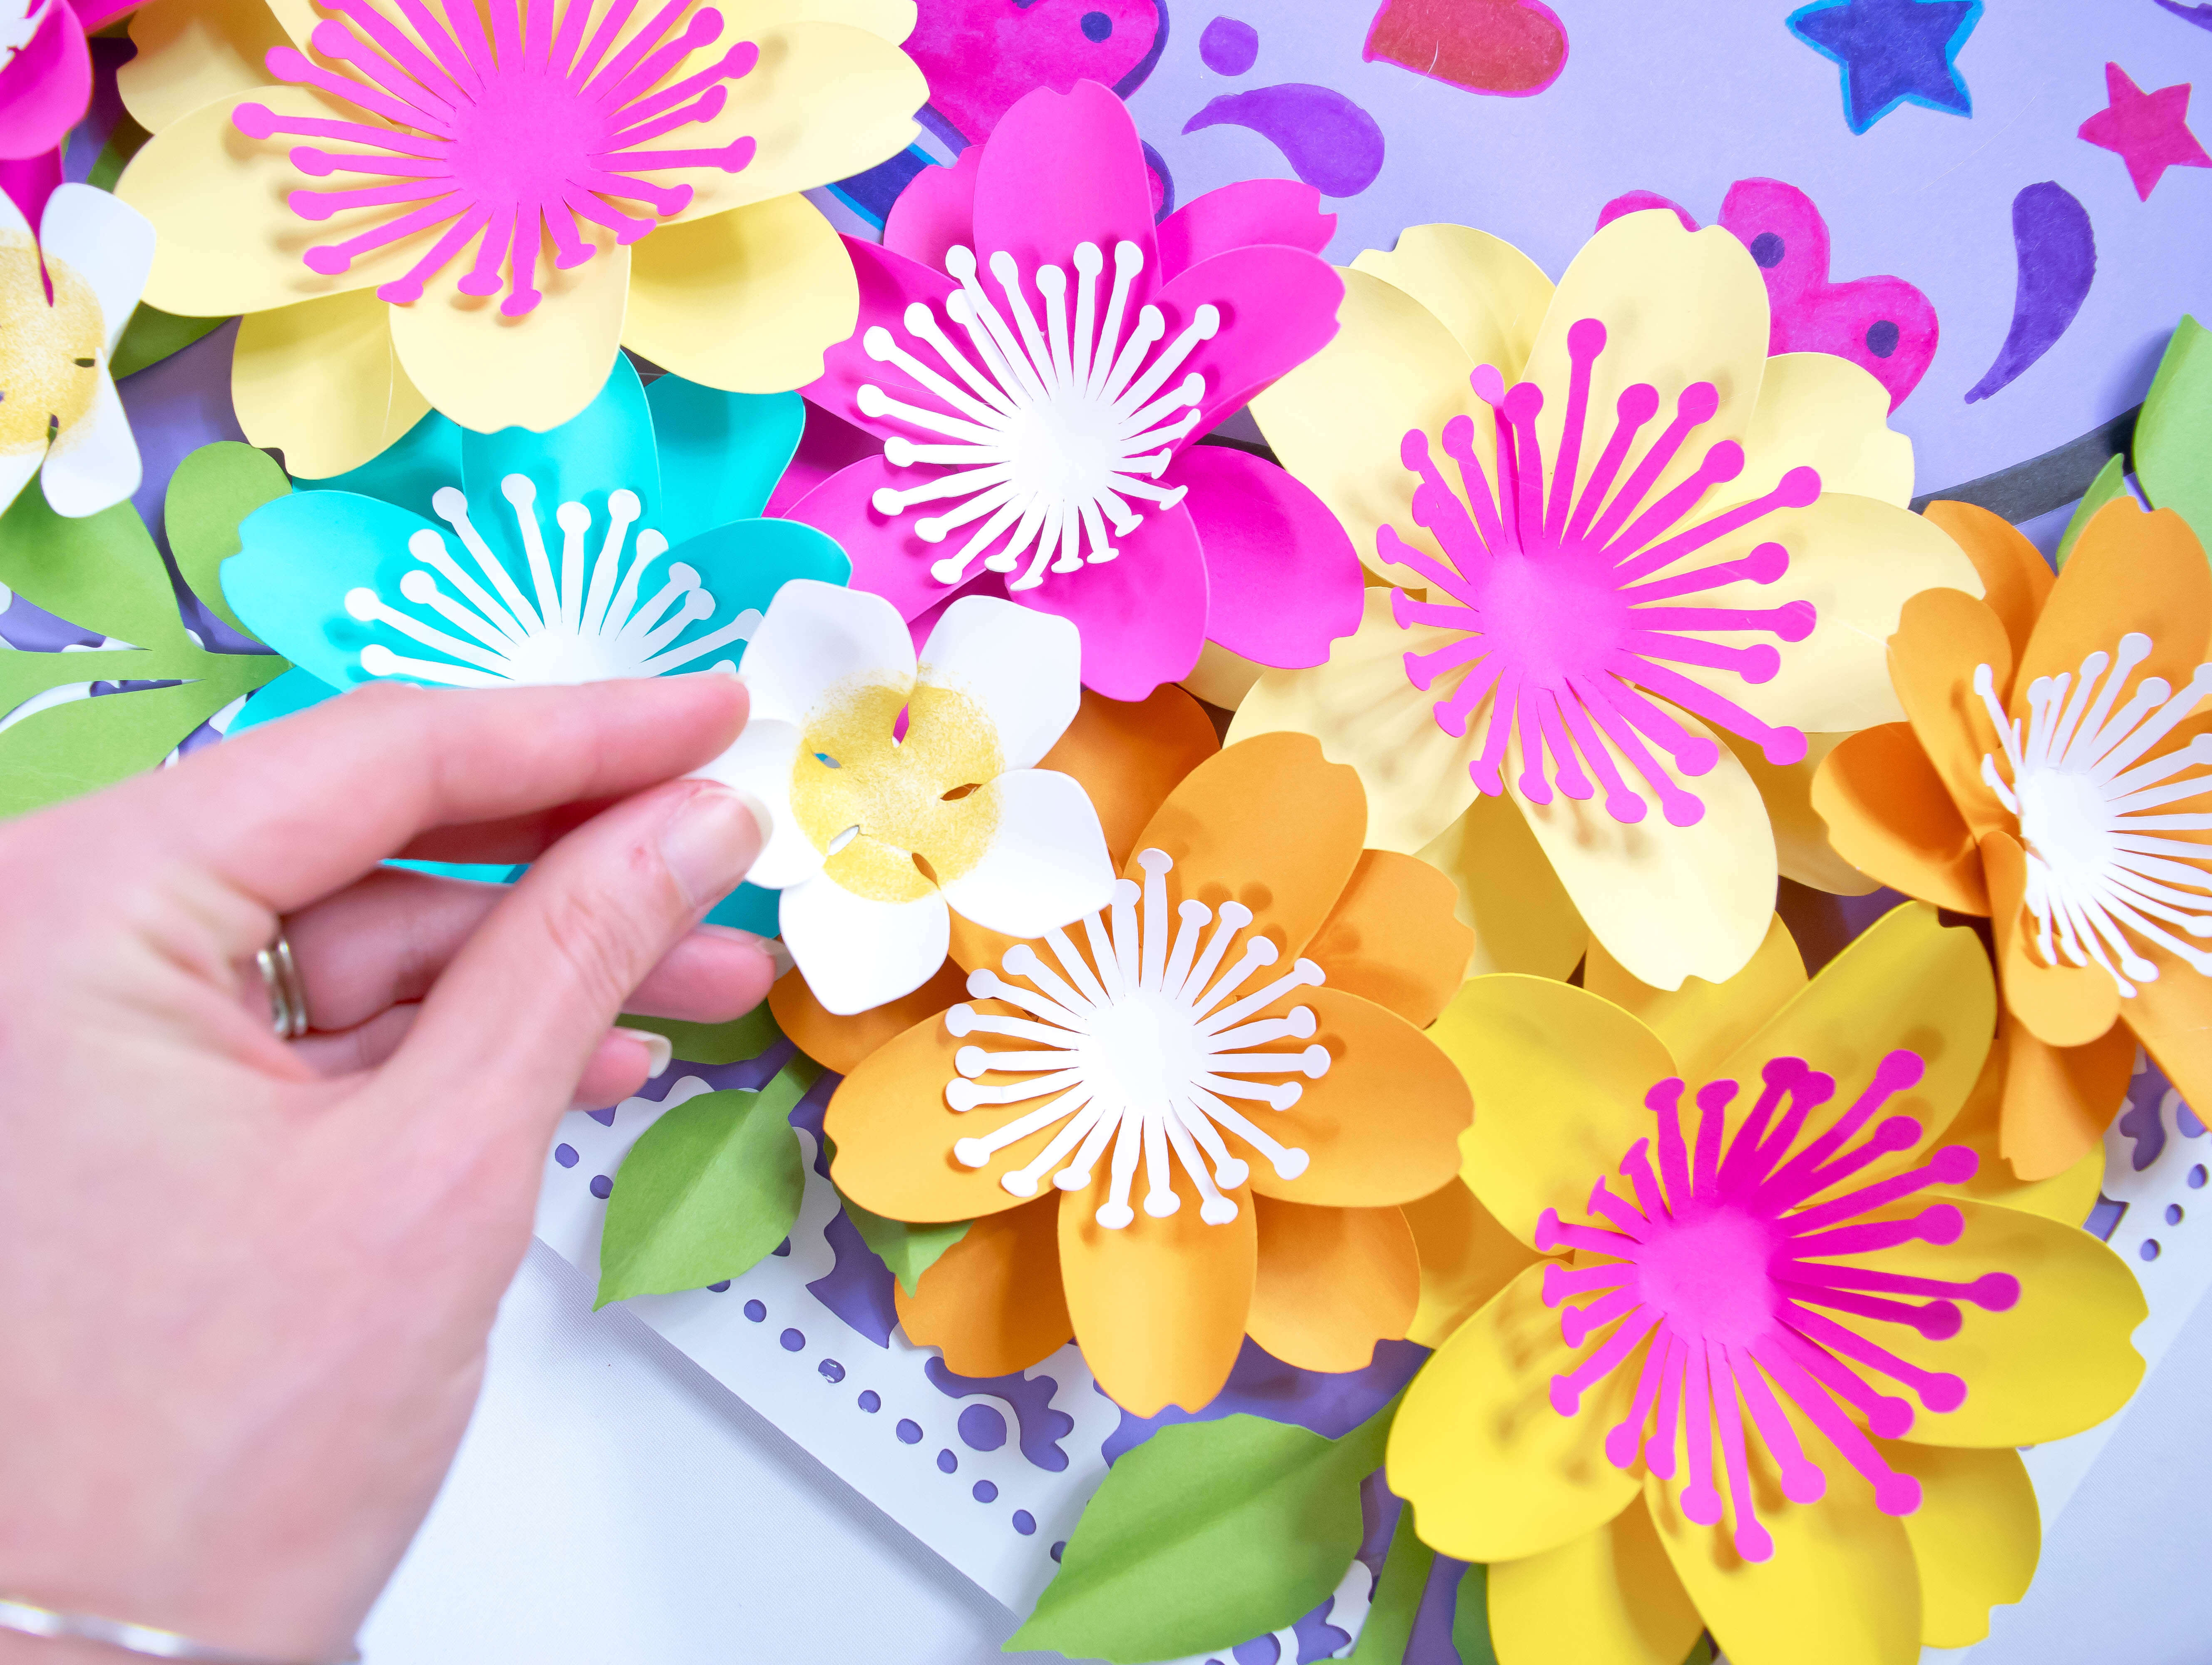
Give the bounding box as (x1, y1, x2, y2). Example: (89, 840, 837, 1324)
(1535, 1050, 2020, 1563)
(233, 0, 759, 316)
(1388, 317, 1822, 827)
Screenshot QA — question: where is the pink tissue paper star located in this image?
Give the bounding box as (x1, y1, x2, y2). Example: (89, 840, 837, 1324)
(2079, 62, 2212, 201)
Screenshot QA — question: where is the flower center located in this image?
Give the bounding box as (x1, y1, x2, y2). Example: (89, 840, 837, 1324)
(1388, 317, 1822, 828)
(343, 475, 758, 686)
(942, 848, 1327, 1229)
(0, 241, 104, 455)
(233, 0, 759, 316)
(859, 241, 1216, 593)
(1536, 1051, 2016, 1563)
(1975, 640, 2212, 996)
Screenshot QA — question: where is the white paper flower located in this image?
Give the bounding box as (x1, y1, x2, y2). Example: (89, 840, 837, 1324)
(698, 579, 1116, 1014)
(1, 183, 154, 518)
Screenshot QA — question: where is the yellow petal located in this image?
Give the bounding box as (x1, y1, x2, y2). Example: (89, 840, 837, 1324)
(387, 239, 630, 435)
(1584, 912, 1806, 1086)
(1715, 351, 1914, 511)
(1350, 222, 1554, 380)
(1227, 589, 1480, 856)
(1721, 730, 1881, 896)
(1516, 707, 1775, 992)
(1388, 1262, 1643, 1562)
(1415, 789, 1587, 981)
(1249, 267, 1480, 585)
(625, 194, 856, 394)
(1487, 1505, 1702, 1665)
(1430, 973, 1674, 1247)
(233, 289, 428, 480)
(1401, 1177, 1540, 1347)
(1182, 639, 1267, 709)
(119, 0, 286, 135)
(1877, 1439, 2037, 1648)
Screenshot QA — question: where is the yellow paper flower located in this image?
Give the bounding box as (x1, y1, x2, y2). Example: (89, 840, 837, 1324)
(1230, 213, 1981, 992)
(1395, 903, 2143, 1665)
(112, 0, 924, 476)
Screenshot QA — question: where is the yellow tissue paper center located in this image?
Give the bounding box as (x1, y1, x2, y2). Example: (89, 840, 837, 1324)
(0, 242, 103, 456)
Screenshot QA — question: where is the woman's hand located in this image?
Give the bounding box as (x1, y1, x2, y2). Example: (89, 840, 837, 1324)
(0, 674, 773, 1663)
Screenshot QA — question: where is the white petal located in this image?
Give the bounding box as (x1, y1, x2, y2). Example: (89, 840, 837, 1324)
(740, 578, 914, 726)
(40, 377, 140, 518)
(779, 870, 950, 1015)
(915, 595, 1083, 770)
(688, 716, 822, 890)
(937, 767, 1115, 938)
(39, 185, 156, 356)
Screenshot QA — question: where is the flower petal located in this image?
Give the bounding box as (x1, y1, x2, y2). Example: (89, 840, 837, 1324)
(0, 0, 89, 160)
(1413, 789, 1586, 980)
(971, 81, 1156, 286)
(784, 453, 970, 625)
(936, 767, 1115, 938)
(916, 592, 1082, 768)
(40, 374, 139, 518)
(1713, 351, 1912, 511)
(1982, 828, 2122, 1050)
(221, 489, 440, 688)
(1888, 585, 2013, 837)
(1164, 444, 1362, 671)
(1349, 221, 1553, 379)
(1487, 1504, 1702, 1665)
(1722, 729, 1879, 897)
(643, 380, 804, 540)
(233, 291, 429, 481)
(1585, 912, 1807, 1087)
(691, 716, 817, 887)
(40, 185, 153, 345)
(1402, 1177, 1541, 1351)
(779, 868, 951, 1015)
(119, 0, 288, 135)
(293, 398, 462, 507)
(1058, 1163, 1255, 1415)
(768, 957, 965, 1075)
(2019, 498, 2212, 693)
(1160, 243, 1343, 435)
(460, 348, 656, 520)
(1017, 500, 1209, 701)
(739, 577, 915, 726)
(881, 144, 978, 270)
(1158, 178, 1334, 279)
(895, 1199, 1072, 1376)
(801, 234, 955, 440)
(1303, 850, 1474, 1028)
(1995, 1006, 2134, 1187)
(1877, 1439, 2037, 1648)
(1810, 721, 1987, 914)
(626, 194, 859, 396)
(2123, 953, 2212, 1144)
(1034, 685, 1221, 869)
(1386, 1262, 1643, 1562)
(1430, 974, 1674, 1248)
(1921, 500, 2051, 662)
(1245, 1196, 1418, 1374)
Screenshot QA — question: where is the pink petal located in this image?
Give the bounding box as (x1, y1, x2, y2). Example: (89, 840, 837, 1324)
(0, 0, 91, 161)
(1157, 178, 1335, 278)
(1020, 501, 1208, 701)
(972, 81, 1157, 281)
(1166, 445, 1362, 670)
(782, 454, 983, 624)
(802, 236, 959, 442)
(69, 0, 143, 32)
(1155, 243, 1344, 435)
(765, 399, 883, 519)
(883, 144, 981, 272)
(0, 148, 62, 230)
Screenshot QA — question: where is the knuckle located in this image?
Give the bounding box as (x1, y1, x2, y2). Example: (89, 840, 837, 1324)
(534, 865, 663, 1010)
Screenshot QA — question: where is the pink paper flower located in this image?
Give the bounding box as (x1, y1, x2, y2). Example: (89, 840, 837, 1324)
(787, 80, 1363, 703)
(0, 0, 109, 168)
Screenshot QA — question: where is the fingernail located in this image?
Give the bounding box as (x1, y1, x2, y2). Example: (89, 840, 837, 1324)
(614, 1026, 674, 1080)
(660, 782, 763, 907)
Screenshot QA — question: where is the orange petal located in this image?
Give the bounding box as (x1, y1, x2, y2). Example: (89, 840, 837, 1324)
(1811, 723, 1989, 914)
(2123, 945, 2212, 1144)
(1401, 1178, 1540, 1348)
(1981, 830, 2122, 1049)
(2020, 499, 2212, 693)
(1919, 500, 2052, 664)
(1128, 731, 1366, 963)
(771, 959, 966, 1075)
(1889, 588, 2013, 838)
(1039, 685, 1221, 867)
(1245, 1196, 1419, 1372)
(1926, 1022, 2114, 1215)
(1059, 1169, 1255, 1414)
(1996, 1005, 2134, 1183)
(1257, 987, 1470, 1207)
(894, 1200, 1072, 1376)
(1304, 849, 1475, 1027)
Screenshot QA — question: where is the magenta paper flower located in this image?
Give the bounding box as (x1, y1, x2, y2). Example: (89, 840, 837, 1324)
(1, 0, 132, 168)
(787, 80, 1363, 702)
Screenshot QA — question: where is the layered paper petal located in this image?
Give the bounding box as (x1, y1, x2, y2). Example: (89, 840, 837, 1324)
(1718, 352, 1912, 510)
(119, 0, 289, 136)
(1032, 685, 1221, 868)
(1157, 178, 1334, 279)
(1400, 1177, 1540, 1349)
(916, 593, 1082, 769)
(1982, 829, 2122, 1051)
(233, 291, 429, 482)
(1994, 1009, 2134, 1188)
(1349, 221, 1553, 378)
(880, 144, 978, 271)
(1015, 501, 1210, 701)
(936, 768, 1115, 938)
(1302, 849, 1475, 1027)
(780, 869, 951, 1015)
(770, 958, 966, 1076)
(1244, 1196, 1418, 1374)
(2016, 498, 2212, 695)
(970, 80, 1156, 289)
(1487, 1505, 1703, 1665)
(1921, 500, 2052, 661)
(1812, 721, 1987, 915)
(1165, 443, 1361, 671)
(1413, 790, 1587, 981)
(895, 1200, 1072, 1376)
(1887, 586, 2013, 839)
(1879, 1440, 2038, 1648)
(1582, 912, 1807, 1087)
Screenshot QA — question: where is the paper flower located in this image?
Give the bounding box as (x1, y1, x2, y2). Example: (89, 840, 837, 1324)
(1231, 210, 1981, 992)
(787, 80, 1363, 702)
(1405, 902, 2144, 1665)
(1814, 496, 2212, 1182)
(1, 0, 129, 166)
(819, 727, 1475, 1415)
(694, 578, 1118, 1014)
(112, 0, 926, 477)
(1, 182, 154, 517)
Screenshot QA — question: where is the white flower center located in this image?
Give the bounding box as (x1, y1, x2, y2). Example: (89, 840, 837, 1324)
(344, 476, 760, 686)
(1975, 634, 2212, 996)
(943, 848, 1328, 1229)
(858, 241, 1217, 594)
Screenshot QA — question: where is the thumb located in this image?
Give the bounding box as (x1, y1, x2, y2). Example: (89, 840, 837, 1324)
(389, 777, 767, 1118)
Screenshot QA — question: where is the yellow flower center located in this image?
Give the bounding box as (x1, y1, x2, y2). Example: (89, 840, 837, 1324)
(0, 242, 104, 457)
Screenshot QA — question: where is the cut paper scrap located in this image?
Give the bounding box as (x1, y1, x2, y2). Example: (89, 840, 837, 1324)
(2078, 62, 2212, 203)
(1785, 0, 1981, 136)
(1182, 84, 1385, 199)
(693, 579, 1117, 1015)
(0, 0, 91, 163)
(1241, 209, 1976, 992)
(1962, 182, 2094, 404)
(1, 181, 154, 517)
(1362, 0, 1568, 99)
(113, 0, 926, 469)
(1410, 902, 2146, 1663)
(792, 81, 1364, 702)
(1595, 179, 1938, 412)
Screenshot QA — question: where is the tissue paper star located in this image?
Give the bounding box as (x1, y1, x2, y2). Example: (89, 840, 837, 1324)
(112, 0, 925, 473)
(1237, 210, 1979, 994)
(1815, 497, 2212, 1182)
(1786, 0, 1980, 136)
(2078, 63, 2212, 202)
(1403, 902, 2144, 1665)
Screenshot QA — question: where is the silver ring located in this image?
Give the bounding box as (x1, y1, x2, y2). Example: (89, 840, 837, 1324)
(256, 930, 310, 1041)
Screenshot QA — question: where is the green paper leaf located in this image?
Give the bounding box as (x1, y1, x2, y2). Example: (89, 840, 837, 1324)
(1452, 1563, 1502, 1665)
(613, 1000, 782, 1066)
(1007, 1394, 1403, 1663)
(594, 1067, 808, 1308)
(841, 1195, 968, 1295)
(2055, 452, 2133, 569)
(0, 486, 186, 649)
(0, 665, 276, 818)
(112, 305, 230, 382)
(166, 442, 288, 639)
(2136, 314, 2212, 552)
(1347, 1506, 1435, 1662)
(86, 114, 149, 192)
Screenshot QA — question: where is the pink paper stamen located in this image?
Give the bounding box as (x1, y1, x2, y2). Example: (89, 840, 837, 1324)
(1534, 1051, 2017, 1563)
(1385, 318, 1822, 827)
(232, 0, 758, 316)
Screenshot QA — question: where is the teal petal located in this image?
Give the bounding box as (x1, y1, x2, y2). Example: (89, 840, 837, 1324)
(225, 664, 340, 738)
(294, 405, 465, 516)
(223, 492, 442, 691)
(461, 353, 660, 560)
(646, 379, 806, 542)
(705, 883, 781, 937)
(645, 517, 852, 675)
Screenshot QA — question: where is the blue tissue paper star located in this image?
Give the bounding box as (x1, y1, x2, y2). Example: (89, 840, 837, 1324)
(1787, 0, 1983, 135)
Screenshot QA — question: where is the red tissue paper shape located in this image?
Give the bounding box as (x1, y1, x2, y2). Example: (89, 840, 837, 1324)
(1363, 0, 1568, 99)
